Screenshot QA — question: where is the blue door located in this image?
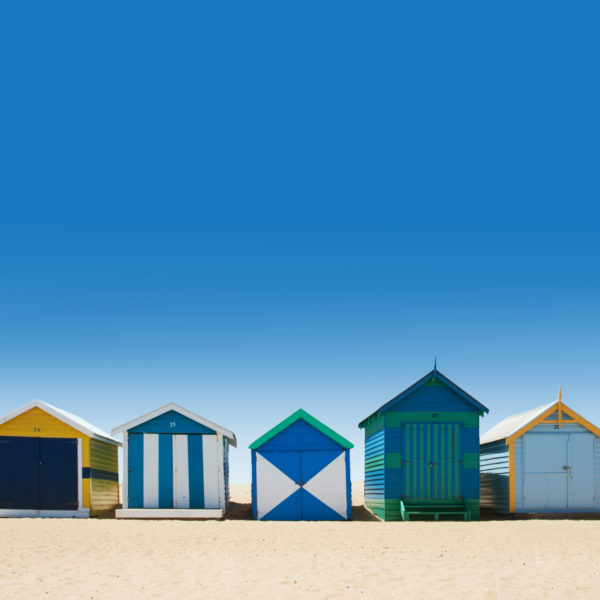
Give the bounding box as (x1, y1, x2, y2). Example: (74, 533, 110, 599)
(0, 436, 39, 509)
(0, 436, 78, 510)
(257, 450, 344, 520)
(39, 438, 78, 510)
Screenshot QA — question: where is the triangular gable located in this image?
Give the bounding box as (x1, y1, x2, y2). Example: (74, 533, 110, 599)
(111, 402, 237, 446)
(505, 401, 600, 444)
(0, 400, 121, 446)
(358, 369, 488, 429)
(481, 400, 600, 445)
(249, 409, 353, 450)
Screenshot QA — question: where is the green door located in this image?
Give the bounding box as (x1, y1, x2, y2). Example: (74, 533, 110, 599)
(403, 423, 462, 501)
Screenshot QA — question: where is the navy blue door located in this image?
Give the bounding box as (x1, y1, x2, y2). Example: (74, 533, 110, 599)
(39, 438, 78, 510)
(0, 436, 39, 509)
(0, 436, 78, 510)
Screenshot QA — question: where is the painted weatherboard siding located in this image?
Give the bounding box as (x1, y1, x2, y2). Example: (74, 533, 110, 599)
(223, 438, 230, 507)
(359, 371, 488, 521)
(364, 427, 385, 518)
(88, 438, 119, 515)
(480, 440, 510, 514)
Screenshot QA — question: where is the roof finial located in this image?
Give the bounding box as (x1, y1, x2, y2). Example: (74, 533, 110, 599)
(558, 386, 563, 428)
(433, 356, 437, 376)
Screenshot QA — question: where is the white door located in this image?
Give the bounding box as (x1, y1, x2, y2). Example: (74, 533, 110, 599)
(568, 433, 594, 510)
(523, 434, 568, 510)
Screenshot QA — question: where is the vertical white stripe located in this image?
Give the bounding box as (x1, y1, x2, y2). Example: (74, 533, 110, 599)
(122, 435, 128, 509)
(203, 435, 219, 508)
(143, 434, 159, 508)
(173, 435, 190, 508)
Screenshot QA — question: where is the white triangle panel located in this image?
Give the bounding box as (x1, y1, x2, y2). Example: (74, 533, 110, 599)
(303, 452, 348, 518)
(256, 452, 299, 519)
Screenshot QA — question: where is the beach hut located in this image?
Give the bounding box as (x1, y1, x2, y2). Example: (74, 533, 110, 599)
(0, 400, 120, 517)
(112, 403, 236, 518)
(250, 409, 353, 520)
(358, 366, 489, 521)
(480, 390, 600, 514)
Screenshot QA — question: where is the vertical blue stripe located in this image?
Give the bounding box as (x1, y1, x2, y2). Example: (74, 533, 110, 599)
(251, 450, 257, 519)
(187, 435, 204, 509)
(158, 434, 173, 508)
(128, 433, 144, 508)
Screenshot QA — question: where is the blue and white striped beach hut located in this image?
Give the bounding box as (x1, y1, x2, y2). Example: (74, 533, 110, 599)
(112, 403, 236, 518)
(250, 409, 353, 521)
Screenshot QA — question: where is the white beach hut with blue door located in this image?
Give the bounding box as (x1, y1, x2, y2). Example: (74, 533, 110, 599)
(480, 390, 600, 514)
(112, 403, 236, 518)
(250, 409, 353, 520)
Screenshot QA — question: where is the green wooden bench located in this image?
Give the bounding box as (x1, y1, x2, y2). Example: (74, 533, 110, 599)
(400, 500, 471, 521)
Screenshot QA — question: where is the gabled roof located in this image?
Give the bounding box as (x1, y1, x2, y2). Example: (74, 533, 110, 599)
(249, 408, 353, 450)
(358, 369, 488, 428)
(111, 402, 237, 446)
(0, 400, 121, 446)
(481, 400, 600, 445)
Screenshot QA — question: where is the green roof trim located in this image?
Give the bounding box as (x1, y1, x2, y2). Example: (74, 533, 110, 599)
(249, 408, 354, 450)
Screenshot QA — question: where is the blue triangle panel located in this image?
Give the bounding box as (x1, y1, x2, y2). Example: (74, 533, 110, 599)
(261, 488, 302, 521)
(301, 450, 343, 483)
(259, 420, 343, 451)
(301, 489, 346, 520)
(259, 451, 301, 483)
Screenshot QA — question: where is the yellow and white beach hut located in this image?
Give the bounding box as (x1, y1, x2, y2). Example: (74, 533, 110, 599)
(0, 400, 121, 517)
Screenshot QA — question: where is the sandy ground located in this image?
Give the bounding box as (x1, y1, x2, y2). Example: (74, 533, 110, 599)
(1, 484, 599, 599)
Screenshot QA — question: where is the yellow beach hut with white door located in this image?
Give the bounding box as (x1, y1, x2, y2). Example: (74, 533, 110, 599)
(0, 400, 121, 517)
(480, 390, 600, 514)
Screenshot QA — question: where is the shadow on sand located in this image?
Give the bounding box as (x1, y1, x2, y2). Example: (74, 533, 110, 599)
(225, 502, 379, 521)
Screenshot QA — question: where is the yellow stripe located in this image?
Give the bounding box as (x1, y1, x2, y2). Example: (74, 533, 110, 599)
(508, 440, 515, 514)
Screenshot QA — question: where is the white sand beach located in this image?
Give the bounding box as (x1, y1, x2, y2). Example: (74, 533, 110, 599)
(1, 484, 599, 599)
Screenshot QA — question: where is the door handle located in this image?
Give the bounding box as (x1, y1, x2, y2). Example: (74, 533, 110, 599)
(563, 466, 573, 479)
(428, 462, 437, 467)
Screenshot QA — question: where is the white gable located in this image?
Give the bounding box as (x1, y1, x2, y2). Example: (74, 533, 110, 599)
(111, 402, 237, 446)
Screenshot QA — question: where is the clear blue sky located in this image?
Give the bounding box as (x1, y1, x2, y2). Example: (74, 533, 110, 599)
(1, 4, 598, 483)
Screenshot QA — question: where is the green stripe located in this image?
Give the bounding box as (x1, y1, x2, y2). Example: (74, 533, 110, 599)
(412, 424, 417, 498)
(454, 425, 459, 499)
(249, 408, 353, 449)
(384, 453, 402, 469)
(419, 425, 424, 499)
(433, 424, 438, 499)
(462, 452, 479, 469)
(365, 417, 385, 437)
(385, 412, 479, 427)
(365, 455, 385, 472)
